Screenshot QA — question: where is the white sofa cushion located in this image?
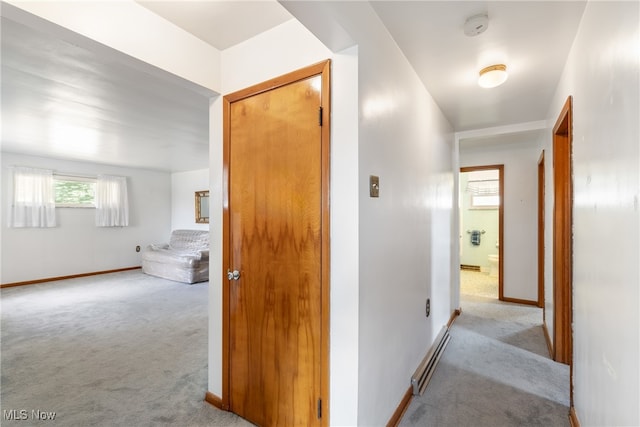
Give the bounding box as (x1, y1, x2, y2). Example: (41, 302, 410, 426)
(141, 230, 209, 284)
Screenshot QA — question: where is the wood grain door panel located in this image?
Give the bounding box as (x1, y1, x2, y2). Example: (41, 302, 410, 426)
(224, 62, 329, 427)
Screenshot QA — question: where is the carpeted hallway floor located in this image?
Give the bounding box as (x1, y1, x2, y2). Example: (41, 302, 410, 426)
(400, 270, 570, 426)
(3, 269, 569, 426)
(1, 270, 252, 427)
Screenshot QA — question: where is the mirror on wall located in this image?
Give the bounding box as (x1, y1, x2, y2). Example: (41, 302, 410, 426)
(195, 190, 209, 224)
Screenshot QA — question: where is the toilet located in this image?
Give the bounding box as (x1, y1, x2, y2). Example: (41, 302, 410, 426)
(488, 254, 499, 278)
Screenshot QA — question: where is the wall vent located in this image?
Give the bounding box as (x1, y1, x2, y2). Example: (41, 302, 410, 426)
(411, 326, 451, 395)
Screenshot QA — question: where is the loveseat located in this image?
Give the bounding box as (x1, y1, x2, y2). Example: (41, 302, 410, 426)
(141, 230, 209, 284)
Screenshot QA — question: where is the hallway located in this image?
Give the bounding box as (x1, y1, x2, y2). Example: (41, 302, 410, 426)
(400, 272, 569, 426)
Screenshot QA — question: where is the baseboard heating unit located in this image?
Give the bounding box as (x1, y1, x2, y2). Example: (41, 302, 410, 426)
(411, 326, 451, 396)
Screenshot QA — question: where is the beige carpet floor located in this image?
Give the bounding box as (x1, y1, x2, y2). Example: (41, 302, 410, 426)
(3, 269, 567, 426)
(400, 270, 569, 426)
(1, 270, 253, 427)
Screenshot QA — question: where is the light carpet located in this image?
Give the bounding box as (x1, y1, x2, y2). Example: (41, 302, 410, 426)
(400, 274, 570, 427)
(1, 270, 253, 427)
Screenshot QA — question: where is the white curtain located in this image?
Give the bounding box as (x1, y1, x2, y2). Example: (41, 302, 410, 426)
(95, 175, 129, 227)
(466, 179, 499, 195)
(9, 166, 56, 228)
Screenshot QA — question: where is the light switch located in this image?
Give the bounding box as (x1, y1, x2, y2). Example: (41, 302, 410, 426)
(369, 175, 380, 198)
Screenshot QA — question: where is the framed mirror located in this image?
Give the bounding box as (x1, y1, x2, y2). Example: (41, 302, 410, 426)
(195, 190, 209, 224)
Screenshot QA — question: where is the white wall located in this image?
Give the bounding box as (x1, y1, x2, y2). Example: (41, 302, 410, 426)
(351, 6, 454, 426)
(1, 153, 172, 284)
(171, 169, 209, 231)
(461, 139, 540, 302)
(543, 1, 639, 425)
(327, 45, 361, 424)
(208, 19, 361, 426)
(283, 3, 455, 424)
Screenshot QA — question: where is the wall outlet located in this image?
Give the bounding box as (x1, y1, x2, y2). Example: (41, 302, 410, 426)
(426, 298, 431, 317)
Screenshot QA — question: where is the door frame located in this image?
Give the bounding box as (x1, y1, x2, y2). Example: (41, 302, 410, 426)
(460, 165, 504, 301)
(552, 96, 573, 397)
(538, 150, 545, 309)
(221, 60, 331, 424)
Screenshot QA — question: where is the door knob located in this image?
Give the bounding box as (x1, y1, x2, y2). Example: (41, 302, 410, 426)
(227, 269, 241, 281)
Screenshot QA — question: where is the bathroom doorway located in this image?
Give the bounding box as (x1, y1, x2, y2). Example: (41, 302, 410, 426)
(459, 165, 504, 300)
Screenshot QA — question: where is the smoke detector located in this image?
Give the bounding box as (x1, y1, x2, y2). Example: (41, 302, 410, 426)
(464, 14, 489, 37)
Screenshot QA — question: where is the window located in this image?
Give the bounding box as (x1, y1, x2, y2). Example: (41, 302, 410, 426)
(467, 178, 500, 209)
(471, 194, 500, 208)
(54, 175, 96, 208)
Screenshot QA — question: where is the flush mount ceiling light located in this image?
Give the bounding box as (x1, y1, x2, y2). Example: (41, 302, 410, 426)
(478, 64, 508, 88)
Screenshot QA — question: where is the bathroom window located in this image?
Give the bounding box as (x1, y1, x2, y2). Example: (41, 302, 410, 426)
(467, 178, 499, 209)
(471, 194, 500, 209)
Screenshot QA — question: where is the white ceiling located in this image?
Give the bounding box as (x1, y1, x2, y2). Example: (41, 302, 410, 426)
(1, 16, 212, 172)
(1, 1, 292, 173)
(371, 1, 586, 131)
(1, 1, 587, 172)
(137, 1, 293, 50)
(459, 129, 545, 150)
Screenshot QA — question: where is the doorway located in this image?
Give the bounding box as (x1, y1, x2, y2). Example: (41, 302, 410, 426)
(552, 96, 573, 404)
(222, 61, 331, 426)
(538, 150, 545, 310)
(459, 165, 504, 301)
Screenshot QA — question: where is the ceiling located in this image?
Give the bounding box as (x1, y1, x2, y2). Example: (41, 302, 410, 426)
(370, 1, 586, 131)
(1, 1, 586, 172)
(1, 1, 293, 173)
(1, 16, 212, 172)
(137, 1, 293, 50)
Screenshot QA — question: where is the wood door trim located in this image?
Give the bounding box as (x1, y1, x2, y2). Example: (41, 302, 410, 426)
(552, 95, 573, 362)
(222, 60, 331, 425)
(552, 95, 573, 402)
(204, 391, 225, 410)
(319, 60, 331, 426)
(221, 93, 232, 411)
(569, 406, 581, 427)
(502, 296, 539, 306)
(538, 150, 545, 309)
(224, 61, 329, 104)
(460, 165, 504, 301)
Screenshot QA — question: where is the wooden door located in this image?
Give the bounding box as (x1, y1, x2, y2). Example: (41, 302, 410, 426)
(223, 61, 330, 427)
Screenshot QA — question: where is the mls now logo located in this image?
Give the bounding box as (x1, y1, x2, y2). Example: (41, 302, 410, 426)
(31, 410, 57, 420)
(3, 409, 57, 421)
(3, 410, 28, 420)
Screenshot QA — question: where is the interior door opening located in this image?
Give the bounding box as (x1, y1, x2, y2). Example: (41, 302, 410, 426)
(459, 165, 504, 301)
